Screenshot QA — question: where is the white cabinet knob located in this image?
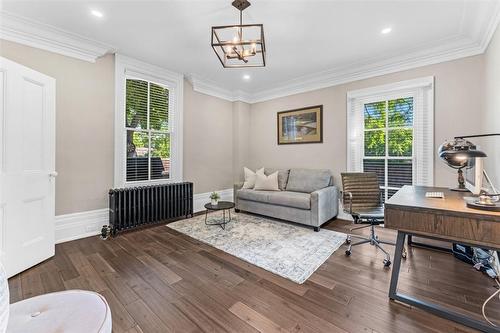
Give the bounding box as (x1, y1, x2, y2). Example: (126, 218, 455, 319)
(49, 171, 58, 178)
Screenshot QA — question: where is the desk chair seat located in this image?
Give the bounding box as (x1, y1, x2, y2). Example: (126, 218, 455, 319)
(341, 172, 406, 267)
(352, 207, 385, 220)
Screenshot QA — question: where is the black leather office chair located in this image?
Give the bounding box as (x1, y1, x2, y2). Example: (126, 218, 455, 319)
(341, 172, 406, 267)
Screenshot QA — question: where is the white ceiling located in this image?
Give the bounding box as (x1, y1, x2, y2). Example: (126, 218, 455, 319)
(2, 0, 499, 101)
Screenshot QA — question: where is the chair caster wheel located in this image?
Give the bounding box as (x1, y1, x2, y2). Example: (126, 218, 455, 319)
(345, 250, 351, 256)
(345, 238, 351, 245)
(402, 251, 407, 259)
(383, 259, 391, 267)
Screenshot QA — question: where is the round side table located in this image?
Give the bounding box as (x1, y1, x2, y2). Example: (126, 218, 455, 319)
(204, 201, 235, 230)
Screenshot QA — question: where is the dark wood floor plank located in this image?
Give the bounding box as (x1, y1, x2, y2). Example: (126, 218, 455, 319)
(174, 296, 231, 333)
(99, 288, 137, 332)
(8, 217, 499, 333)
(125, 299, 171, 333)
(229, 301, 288, 333)
(7, 275, 22, 303)
(101, 272, 140, 306)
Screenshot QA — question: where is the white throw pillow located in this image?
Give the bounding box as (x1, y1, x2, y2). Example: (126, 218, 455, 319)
(242, 167, 264, 189)
(0, 262, 9, 333)
(254, 170, 280, 191)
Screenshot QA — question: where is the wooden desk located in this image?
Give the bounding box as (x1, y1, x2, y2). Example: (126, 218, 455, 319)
(385, 185, 500, 333)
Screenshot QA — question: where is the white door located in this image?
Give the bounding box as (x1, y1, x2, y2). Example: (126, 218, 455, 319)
(0, 56, 56, 278)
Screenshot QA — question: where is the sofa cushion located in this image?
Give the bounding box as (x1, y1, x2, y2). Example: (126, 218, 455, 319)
(286, 168, 332, 193)
(237, 189, 311, 209)
(267, 191, 311, 209)
(237, 189, 269, 203)
(264, 168, 290, 191)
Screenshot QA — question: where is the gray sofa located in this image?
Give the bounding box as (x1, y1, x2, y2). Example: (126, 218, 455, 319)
(234, 168, 339, 231)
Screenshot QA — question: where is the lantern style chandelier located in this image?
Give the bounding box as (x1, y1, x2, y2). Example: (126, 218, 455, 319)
(211, 0, 266, 68)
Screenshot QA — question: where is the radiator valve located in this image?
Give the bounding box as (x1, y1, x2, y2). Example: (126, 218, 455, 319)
(100, 225, 111, 240)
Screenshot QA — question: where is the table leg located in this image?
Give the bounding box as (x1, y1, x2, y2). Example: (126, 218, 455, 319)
(389, 231, 406, 299)
(389, 231, 500, 333)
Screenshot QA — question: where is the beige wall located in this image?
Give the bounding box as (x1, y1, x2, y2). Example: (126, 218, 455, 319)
(1, 34, 494, 216)
(483, 24, 500, 190)
(232, 101, 251, 182)
(183, 80, 234, 194)
(0, 40, 236, 215)
(248, 55, 485, 188)
(0, 39, 115, 215)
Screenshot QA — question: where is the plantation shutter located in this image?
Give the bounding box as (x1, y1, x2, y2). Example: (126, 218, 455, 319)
(413, 83, 434, 186)
(347, 77, 435, 194)
(347, 98, 364, 172)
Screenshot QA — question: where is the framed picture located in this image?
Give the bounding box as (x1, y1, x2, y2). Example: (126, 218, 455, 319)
(277, 105, 323, 145)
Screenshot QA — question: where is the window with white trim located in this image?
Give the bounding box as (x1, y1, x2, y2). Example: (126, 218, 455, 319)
(114, 55, 183, 187)
(125, 78, 170, 182)
(347, 77, 434, 201)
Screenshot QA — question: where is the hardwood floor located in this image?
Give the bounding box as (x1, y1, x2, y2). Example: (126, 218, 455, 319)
(8, 217, 500, 333)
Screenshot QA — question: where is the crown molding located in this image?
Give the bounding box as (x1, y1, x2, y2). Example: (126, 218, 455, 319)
(478, 0, 500, 53)
(186, 74, 253, 104)
(249, 36, 484, 103)
(2, 2, 498, 102)
(0, 10, 114, 63)
(191, 2, 500, 104)
(188, 32, 493, 104)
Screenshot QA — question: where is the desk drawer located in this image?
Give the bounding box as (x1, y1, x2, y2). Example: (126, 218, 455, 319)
(385, 207, 500, 248)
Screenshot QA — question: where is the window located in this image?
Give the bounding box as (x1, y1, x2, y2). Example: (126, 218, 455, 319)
(347, 77, 434, 200)
(363, 97, 413, 200)
(114, 55, 183, 187)
(125, 79, 170, 182)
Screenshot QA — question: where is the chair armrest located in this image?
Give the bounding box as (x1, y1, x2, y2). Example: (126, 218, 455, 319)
(311, 186, 339, 226)
(340, 190, 353, 214)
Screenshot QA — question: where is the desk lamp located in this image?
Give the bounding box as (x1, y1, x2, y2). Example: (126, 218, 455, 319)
(438, 135, 488, 191)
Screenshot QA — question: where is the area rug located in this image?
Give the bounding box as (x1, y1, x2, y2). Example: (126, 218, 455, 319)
(167, 212, 347, 284)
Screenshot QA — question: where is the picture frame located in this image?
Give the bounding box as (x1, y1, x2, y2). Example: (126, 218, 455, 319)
(277, 105, 323, 145)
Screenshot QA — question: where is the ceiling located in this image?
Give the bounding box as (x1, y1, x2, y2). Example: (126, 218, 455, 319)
(1, 0, 499, 101)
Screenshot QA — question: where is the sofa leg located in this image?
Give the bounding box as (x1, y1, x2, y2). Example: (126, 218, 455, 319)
(314, 226, 320, 232)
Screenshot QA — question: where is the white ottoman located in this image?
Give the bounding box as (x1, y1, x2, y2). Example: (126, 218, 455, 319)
(7, 290, 112, 333)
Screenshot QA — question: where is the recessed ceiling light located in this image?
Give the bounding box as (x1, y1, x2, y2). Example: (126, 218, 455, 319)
(90, 9, 104, 18)
(381, 27, 392, 34)
(243, 74, 251, 81)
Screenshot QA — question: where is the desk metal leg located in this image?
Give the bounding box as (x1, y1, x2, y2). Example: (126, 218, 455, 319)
(389, 231, 406, 299)
(389, 231, 500, 333)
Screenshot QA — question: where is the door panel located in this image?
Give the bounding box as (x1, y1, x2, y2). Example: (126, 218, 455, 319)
(0, 56, 56, 277)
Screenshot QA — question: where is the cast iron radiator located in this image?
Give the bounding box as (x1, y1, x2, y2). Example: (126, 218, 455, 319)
(109, 182, 193, 235)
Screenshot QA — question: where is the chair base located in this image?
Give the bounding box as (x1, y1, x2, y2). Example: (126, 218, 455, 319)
(344, 223, 406, 267)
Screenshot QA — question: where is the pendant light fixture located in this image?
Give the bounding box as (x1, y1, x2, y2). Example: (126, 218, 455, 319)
(211, 0, 266, 68)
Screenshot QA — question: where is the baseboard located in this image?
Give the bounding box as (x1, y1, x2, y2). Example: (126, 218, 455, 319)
(55, 208, 109, 244)
(54, 189, 233, 244)
(193, 188, 233, 213)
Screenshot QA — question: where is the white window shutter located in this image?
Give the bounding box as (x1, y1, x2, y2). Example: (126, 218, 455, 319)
(413, 84, 434, 186)
(347, 98, 364, 172)
(347, 76, 434, 187)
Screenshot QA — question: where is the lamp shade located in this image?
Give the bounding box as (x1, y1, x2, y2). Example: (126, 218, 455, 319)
(438, 138, 487, 169)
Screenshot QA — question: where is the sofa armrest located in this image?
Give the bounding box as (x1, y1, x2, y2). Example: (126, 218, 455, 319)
(234, 182, 244, 208)
(311, 186, 339, 226)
